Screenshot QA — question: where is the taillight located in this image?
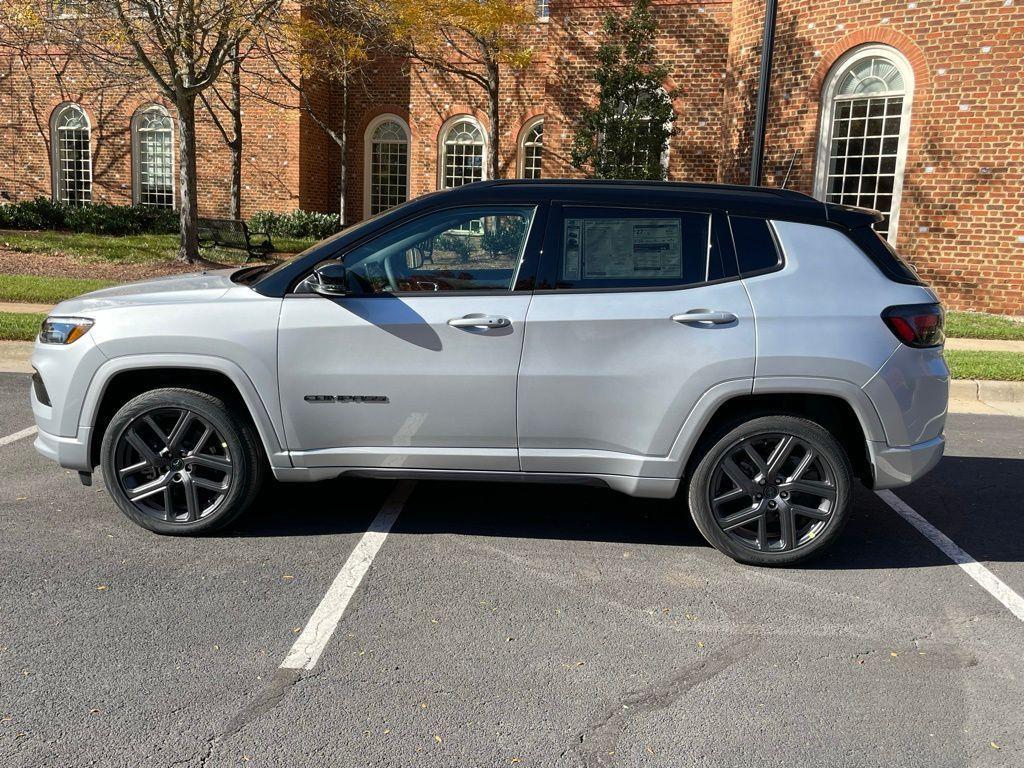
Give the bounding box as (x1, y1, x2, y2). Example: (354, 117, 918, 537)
(881, 303, 944, 348)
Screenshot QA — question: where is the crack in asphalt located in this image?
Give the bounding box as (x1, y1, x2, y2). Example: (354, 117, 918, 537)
(576, 637, 758, 767)
(177, 668, 307, 768)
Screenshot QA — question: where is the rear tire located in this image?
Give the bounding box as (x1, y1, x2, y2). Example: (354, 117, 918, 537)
(687, 415, 852, 566)
(100, 388, 265, 535)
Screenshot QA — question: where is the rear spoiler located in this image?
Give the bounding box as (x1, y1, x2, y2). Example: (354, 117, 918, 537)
(824, 201, 886, 229)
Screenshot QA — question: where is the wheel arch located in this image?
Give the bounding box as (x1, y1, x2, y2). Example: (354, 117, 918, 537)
(670, 377, 886, 485)
(83, 355, 288, 470)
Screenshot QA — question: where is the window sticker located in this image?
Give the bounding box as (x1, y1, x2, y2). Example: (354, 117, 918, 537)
(563, 218, 683, 280)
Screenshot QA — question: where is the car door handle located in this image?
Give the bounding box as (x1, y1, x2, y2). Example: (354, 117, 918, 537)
(448, 314, 511, 329)
(671, 310, 738, 325)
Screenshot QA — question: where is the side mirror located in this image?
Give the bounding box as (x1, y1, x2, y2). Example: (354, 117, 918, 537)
(311, 261, 349, 296)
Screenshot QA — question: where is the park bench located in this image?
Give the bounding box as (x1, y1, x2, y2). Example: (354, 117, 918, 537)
(196, 217, 274, 261)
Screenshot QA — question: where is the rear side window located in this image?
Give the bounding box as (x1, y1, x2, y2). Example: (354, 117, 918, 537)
(729, 216, 782, 276)
(846, 225, 924, 285)
(541, 207, 716, 290)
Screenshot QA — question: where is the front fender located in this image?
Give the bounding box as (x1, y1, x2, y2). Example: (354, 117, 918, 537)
(80, 354, 290, 469)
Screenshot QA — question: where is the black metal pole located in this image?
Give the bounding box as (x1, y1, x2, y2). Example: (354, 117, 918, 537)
(750, 0, 779, 186)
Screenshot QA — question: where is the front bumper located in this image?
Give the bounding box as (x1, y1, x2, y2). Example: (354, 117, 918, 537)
(868, 433, 945, 489)
(34, 425, 93, 472)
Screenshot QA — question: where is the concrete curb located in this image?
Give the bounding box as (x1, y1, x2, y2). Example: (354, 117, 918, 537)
(949, 378, 1024, 404)
(0, 340, 33, 373)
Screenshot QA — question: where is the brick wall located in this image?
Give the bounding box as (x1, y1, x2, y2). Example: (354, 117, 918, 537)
(0, 49, 303, 218)
(1, 0, 1022, 313)
(721, 0, 1024, 314)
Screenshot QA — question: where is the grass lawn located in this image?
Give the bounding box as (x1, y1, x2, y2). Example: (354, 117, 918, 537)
(0, 274, 117, 304)
(0, 230, 315, 264)
(946, 311, 1024, 341)
(0, 311, 46, 342)
(944, 350, 1024, 381)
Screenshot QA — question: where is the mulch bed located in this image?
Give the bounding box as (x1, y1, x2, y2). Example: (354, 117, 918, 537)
(0, 248, 261, 281)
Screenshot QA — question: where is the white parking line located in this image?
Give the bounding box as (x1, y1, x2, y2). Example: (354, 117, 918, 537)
(0, 425, 37, 447)
(280, 480, 416, 671)
(876, 489, 1024, 623)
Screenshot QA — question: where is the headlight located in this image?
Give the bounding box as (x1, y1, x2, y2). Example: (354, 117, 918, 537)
(39, 316, 94, 345)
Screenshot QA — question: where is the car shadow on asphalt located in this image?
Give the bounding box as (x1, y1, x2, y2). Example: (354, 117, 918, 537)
(228, 456, 1024, 570)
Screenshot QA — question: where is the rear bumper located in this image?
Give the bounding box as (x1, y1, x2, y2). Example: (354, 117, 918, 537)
(34, 425, 93, 472)
(868, 433, 944, 489)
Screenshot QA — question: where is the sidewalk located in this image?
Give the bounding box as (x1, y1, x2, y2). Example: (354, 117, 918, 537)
(0, 302, 51, 314)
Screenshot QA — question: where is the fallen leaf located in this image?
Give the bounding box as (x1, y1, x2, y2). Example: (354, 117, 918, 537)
(434, 735, 442, 743)
(890, 652, 899, 658)
(96, 585, 109, 591)
(990, 742, 1000, 750)
(282, 574, 294, 581)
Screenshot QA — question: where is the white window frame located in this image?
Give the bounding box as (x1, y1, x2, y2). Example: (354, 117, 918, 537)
(517, 117, 544, 179)
(437, 115, 488, 190)
(536, 0, 549, 21)
(814, 44, 914, 244)
(363, 114, 411, 217)
(131, 104, 176, 209)
(50, 102, 92, 205)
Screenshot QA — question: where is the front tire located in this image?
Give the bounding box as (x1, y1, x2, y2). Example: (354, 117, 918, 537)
(687, 415, 853, 566)
(100, 388, 265, 535)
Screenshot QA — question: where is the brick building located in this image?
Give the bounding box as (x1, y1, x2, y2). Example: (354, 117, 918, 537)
(1, 0, 1022, 313)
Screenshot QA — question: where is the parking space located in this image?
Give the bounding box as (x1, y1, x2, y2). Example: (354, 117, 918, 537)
(1, 371, 1021, 767)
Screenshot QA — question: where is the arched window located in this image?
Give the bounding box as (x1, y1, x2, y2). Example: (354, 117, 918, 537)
(815, 45, 914, 242)
(364, 115, 410, 216)
(519, 118, 543, 179)
(132, 105, 175, 208)
(51, 103, 91, 205)
(439, 117, 486, 189)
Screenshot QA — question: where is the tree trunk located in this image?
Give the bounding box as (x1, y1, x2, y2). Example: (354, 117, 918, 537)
(228, 45, 242, 220)
(176, 94, 200, 263)
(486, 57, 500, 180)
(338, 67, 348, 226)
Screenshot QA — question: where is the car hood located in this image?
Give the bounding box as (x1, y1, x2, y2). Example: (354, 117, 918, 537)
(50, 270, 239, 316)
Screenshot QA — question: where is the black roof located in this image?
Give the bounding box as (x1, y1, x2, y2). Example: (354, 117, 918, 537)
(399, 179, 879, 228)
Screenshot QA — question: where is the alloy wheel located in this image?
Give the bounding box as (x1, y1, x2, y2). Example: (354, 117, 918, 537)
(113, 407, 233, 523)
(708, 432, 839, 554)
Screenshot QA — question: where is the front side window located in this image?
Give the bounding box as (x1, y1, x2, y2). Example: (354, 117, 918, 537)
(543, 207, 714, 290)
(815, 45, 913, 242)
(51, 103, 92, 206)
(440, 118, 486, 189)
(313, 206, 535, 294)
(519, 119, 543, 179)
(366, 116, 409, 216)
(133, 105, 175, 208)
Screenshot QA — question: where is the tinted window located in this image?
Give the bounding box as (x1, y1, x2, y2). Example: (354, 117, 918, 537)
(544, 207, 713, 290)
(327, 206, 535, 293)
(729, 216, 782, 275)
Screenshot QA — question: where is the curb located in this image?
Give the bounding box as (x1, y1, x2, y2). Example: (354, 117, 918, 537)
(949, 378, 1024, 404)
(0, 340, 33, 374)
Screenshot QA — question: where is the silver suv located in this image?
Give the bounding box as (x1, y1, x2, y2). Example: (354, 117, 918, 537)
(30, 181, 948, 565)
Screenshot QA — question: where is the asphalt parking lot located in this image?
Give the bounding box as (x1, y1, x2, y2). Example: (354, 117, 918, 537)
(1, 371, 1022, 767)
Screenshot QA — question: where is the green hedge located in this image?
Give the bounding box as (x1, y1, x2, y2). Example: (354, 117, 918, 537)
(249, 209, 342, 240)
(0, 197, 178, 236)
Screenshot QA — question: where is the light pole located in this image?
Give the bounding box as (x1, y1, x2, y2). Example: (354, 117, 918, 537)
(749, 0, 779, 186)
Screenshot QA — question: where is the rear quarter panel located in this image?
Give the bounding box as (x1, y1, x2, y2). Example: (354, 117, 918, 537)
(750, 221, 938, 386)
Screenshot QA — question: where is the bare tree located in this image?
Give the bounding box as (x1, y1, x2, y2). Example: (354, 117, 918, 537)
(1, 0, 282, 262)
(383, 0, 536, 179)
(254, 0, 390, 225)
